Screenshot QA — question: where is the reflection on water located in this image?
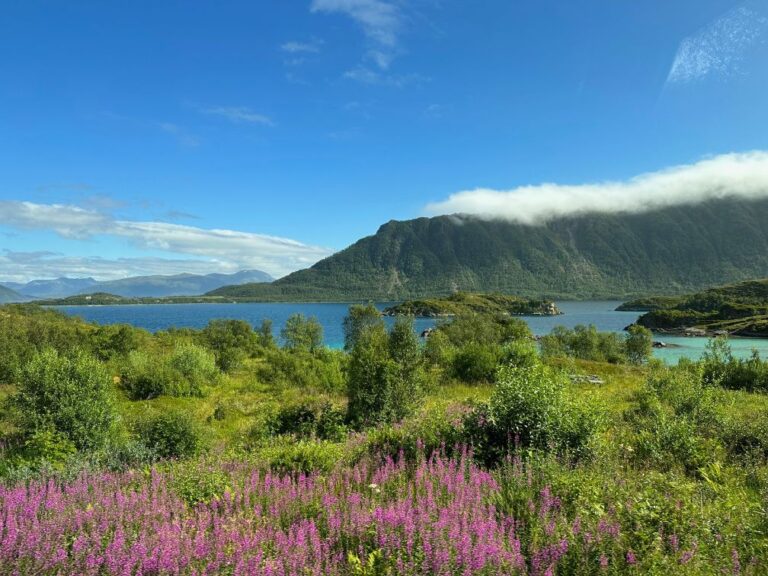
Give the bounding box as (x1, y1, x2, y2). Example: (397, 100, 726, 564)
(54, 300, 768, 364)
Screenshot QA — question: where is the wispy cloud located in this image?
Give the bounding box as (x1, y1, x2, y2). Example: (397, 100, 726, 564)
(426, 151, 768, 224)
(0, 202, 333, 279)
(198, 106, 274, 126)
(311, 0, 402, 72)
(159, 122, 201, 147)
(281, 39, 323, 54)
(343, 67, 427, 87)
(667, 3, 768, 84)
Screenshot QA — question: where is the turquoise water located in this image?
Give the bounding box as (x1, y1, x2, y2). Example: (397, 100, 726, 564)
(54, 300, 768, 363)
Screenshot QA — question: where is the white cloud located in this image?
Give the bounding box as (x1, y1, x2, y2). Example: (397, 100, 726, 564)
(199, 106, 274, 126)
(159, 122, 201, 147)
(343, 66, 427, 87)
(281, 40, 323, 54)
(425, 151, 768, 225)
(0, 201, 110, 239)
(311, 0, 401, 70)
(667, 3, 768, 84)
(0, 202, 334, 279)
(0, 252, 237, 284)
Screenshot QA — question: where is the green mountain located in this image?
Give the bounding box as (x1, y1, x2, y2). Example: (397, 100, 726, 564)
(0, 285, 24, 303)
(210, 197, 768, 301)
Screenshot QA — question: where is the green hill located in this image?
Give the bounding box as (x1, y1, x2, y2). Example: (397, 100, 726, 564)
(210, 197, 768, 301)
(624, 279, 768, 337)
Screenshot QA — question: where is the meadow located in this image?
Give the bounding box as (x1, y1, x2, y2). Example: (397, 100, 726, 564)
(1, 304, 767, 574)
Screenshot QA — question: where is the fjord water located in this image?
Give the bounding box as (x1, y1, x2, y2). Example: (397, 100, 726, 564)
(55, 300, 768, 363)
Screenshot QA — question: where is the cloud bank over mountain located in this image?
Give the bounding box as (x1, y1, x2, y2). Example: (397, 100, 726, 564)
(425, 151, 768, 224)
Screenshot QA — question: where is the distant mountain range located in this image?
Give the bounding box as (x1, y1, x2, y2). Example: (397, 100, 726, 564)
(2, 270, 273, 299)
(0, 285, 24, 303)
(208, 197, 768, 301)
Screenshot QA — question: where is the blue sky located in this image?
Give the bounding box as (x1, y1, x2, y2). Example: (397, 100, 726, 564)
(1, 0, 767, 282)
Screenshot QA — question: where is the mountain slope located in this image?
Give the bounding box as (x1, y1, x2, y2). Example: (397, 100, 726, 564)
(0, 285, 25, 303)
(209, 197, 768, 301)
(4, 277, 98, 299)
(7, 270, 273, 299)
(83, 270, 273, 298)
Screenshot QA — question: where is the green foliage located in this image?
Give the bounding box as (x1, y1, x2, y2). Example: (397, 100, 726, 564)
(11, 348, 117, 452)
(121, 344, 218, 400)
(199, 319, 257, 371)
(268, 400, 347, 441)
(0, 305, 92, 383)
(625, 324, 653, 365)
(626, 367, 725, 474)
(257, 318, 275, 348)
(256, 347, 346, 392)
(383, 292, 559, 317)
(438, 313, 530, 347)
(700, 338, 768, 392)
(281, 313, 323, 353)
(346, 318, 425, 427)
(136, 412, 203, 459)
(451, 342, 501, 383)
(172, 464, 231, 506)
(464, 363, 603, 465)
(540, 324, 627, 364)
(343, 304, 382, 351)
(91, 324, 149, 361)
(254, 438, 345, 474)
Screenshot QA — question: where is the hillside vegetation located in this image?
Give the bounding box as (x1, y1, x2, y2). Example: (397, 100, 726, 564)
(2, 304, 768, 573)
(382, 292, 560, 317)
(210, 197, 768, 301)
(623, 279, 768, 336)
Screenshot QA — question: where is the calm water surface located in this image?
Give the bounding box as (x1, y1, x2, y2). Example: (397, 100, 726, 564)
(55, 300, 768, 363)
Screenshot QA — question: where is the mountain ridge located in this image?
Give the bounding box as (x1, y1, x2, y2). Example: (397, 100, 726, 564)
(1, 269, 273, 299)
(209, 197, 768, 301)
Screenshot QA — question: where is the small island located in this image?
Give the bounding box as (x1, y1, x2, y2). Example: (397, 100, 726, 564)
(620, 279, 768, 337)
(382, 292, 562, 318)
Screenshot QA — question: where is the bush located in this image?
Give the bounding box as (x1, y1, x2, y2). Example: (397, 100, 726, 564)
(256, 347, 346, 392)
(346, 318, 425, 427)
(540, 324, 627, 364)
(463, 363, 602, 465)
(625, 324, 653, 365)
(199, 319, 257, 372)
(268, 400, 347, 441)
(136, 412, 203, 459)
(625, 367, 725, 474)
(451, 342, 501, 383)
(172, 464, 231, 506)
(121, 344, 219, 400)
(281, 314, 323, 353)
(11, 348, 117, 452)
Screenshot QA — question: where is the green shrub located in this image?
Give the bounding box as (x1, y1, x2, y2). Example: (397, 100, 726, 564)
(256, 438, 344, 474)
(346, 318, 425, 427)
(451, 342, 501, 382)
(122, 350, 180, 400)
(256, 348, 345, 392)
(199, 319, 257, 372)
(268, 400, 347, 441)
(281, 313, 323, 353)
(11, 348, 117, 452)
(463, 363, 602, 465)
(172, 464, 231, 506)
(136, 412, 203, 459)
(168, 342, 219, 390)
(540, 324, 627, 364)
